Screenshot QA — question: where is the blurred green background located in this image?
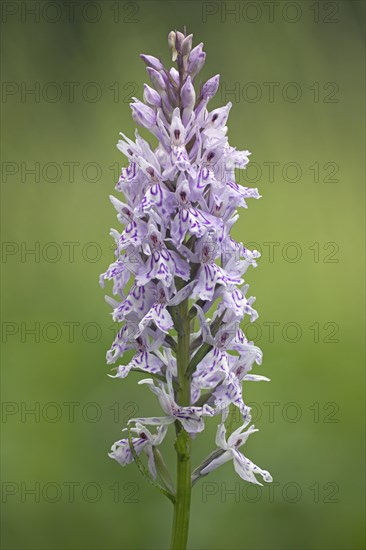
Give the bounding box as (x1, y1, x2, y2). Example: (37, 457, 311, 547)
(1, 1, 365, 549)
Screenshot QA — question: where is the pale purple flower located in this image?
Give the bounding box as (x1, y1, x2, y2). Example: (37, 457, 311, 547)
(136, 224, 190, 288)
(211, 356, 270, 420)
(109, 333, 165, 379)
(109, 422, 167, 478)
(106, 282, 156, 323)
(137, 283, 174, 334)
(215, 283, 259, 322)
(101, 31, 272, 502)
(200, 412, 273, 485)
(133, 374, 215, 434)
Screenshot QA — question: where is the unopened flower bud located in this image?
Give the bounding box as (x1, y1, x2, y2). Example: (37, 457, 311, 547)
(130, 100, 156, 129)
(189, 42, 203, 60)
(191, 53, 206, 79)
(168, 31, 177, 61)
(175, 31, 185, 52)
(140, 54, 164, 71)
(143, 84, 161, 107)
(168, 31, 176, 48)
(188, 44, 206, 78)
(146, 67, 166, 92)
(181, 76, 195, 110)
(201, 74, 220, 99)
(169, 68, 179, 86)
(181, 34, 193, 57)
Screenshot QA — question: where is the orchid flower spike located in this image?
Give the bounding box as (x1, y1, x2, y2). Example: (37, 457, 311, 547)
(101, 28, 272, 550)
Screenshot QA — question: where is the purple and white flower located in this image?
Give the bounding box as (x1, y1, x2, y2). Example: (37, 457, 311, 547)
(101, 30, 272, 508)
(133, 374, 215, 434)
(109, 333, 165, 379)
(200, 412, 273, 485)
(109, 422, 167, 478)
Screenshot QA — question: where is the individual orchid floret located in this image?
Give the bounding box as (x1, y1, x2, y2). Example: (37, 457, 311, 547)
(215, 283, 259, 323)
(137, 280, 195, 336)
(109, 422, 167, 479)
(192, 316, 241, 390)
(171, 179, 221, 247)
(168, 108, 192, 174)
(115, 162, 141, 205)
(191, 236, 243, 301)
(106, 282, 155, 322)
(99, 250, 142, 297)
(106, 318, 140, 364)
(210, 356, 269, 420)
(200, 412, 272, 485)
(109, 333, 165, 379)
(137, 283, 174, 334)
(134, 375, 215, 434)
(136, 224, 190, 288)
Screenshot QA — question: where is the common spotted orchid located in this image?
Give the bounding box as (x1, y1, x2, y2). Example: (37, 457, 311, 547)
(101, 30, 272, 550)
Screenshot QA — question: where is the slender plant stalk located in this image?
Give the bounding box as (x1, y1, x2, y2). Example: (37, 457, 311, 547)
(170, 297, 191, 550)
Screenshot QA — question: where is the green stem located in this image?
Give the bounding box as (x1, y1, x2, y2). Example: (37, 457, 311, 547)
(170, 297, 191, 550)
